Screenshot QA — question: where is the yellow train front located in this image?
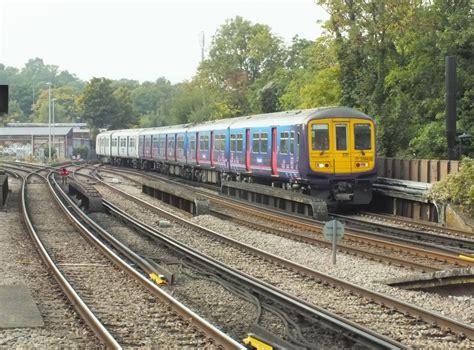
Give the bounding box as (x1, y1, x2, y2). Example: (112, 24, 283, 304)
(302, 107, 376, 207)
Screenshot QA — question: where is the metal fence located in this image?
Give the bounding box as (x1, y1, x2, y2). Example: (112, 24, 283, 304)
(377, 158, 460, 183)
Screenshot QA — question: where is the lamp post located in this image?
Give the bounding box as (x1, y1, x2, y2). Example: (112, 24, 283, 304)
(52, 98, 57, 159)
(46, 82, 52, 162)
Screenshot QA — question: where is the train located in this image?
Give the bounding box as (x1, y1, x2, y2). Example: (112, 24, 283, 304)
(96, 106, 377, 206)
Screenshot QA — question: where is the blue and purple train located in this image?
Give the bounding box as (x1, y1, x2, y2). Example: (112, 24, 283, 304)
(96, 106, 377, 206)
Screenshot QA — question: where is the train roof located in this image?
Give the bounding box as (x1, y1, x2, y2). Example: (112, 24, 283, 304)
(186, 116, 247, 132)
(230, 107, 372, 129)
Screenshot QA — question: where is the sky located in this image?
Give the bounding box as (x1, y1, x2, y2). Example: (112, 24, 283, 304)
(0, 0, 328, 83)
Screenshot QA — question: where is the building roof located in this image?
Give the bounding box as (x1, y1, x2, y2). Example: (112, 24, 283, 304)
(7, 122, 88, 128)
(0, 127, 73, 136)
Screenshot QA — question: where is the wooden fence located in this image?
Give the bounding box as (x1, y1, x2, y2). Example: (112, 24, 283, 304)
(377, 158, 460, 183)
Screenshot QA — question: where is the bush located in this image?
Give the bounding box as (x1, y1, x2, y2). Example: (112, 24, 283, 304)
(427, 158, 474, 217)
(73, 146, 89, 159)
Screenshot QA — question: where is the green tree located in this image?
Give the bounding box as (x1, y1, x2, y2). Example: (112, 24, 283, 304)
(280, 36, 341, 109)
(31, 86, 80, 123)
(198, 16, 284, 117)
(78, 78, 137, 130)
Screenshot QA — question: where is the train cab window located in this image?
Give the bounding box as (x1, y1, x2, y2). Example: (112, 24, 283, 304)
(336, 125, 348, 150)
(279, 132, 289, 154)
(290, 131, 295, 155)
(354, 124, 372, 150)
(236, 134, 243, 152)
(199, 135, 209, 151)
(260, 132, 268, 152)
(312, 124, 329, 150)
(252, 133, 260, 153)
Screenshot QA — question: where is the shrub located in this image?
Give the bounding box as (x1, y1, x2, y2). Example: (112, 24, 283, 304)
(427, 158, 474, 217)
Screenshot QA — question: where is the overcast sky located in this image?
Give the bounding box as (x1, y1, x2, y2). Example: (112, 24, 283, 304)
(0, 0, 328, 83)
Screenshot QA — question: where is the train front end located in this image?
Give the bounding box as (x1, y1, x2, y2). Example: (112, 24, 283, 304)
(304, 108, 377, 206)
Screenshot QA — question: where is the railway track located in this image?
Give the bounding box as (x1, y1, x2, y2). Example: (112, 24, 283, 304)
(79, 165, 474, 345)
(331, 213, 474, 255)
(18, 166, 240, 348)
(356, 211, 473, 239)
(96, 166, 474, 269)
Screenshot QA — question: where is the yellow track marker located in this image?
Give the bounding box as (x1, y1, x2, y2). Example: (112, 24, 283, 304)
(458, 255, 474, 262)
(243, 335, 273, 350)
(149, 272, 167, 285)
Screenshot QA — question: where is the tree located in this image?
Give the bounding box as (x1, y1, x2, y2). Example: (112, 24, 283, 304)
(280, 36, 341, 110)
(197, 16, 284, 117)
(77, 78, 138, 131)
(31, 86, 80, 123)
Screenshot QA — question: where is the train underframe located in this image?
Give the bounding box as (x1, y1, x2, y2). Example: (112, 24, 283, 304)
(106, 156, 374, 208)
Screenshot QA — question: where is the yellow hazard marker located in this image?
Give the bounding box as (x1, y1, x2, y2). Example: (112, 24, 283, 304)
(243, 335, 273, 350)
(458, 255, 474, 262)
(149, 272, 167, 286)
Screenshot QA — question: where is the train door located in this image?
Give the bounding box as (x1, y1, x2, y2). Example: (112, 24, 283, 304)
(210, 131, 215, 167)
(245, 129, 251, 172)
(333, 121, 352, 173)
(196, 132, 200, 165)
(165, 134, 168, 161)
(127, 136, 130, 157)
(271, 127, 277, 175)
(174, 133, 177, 162)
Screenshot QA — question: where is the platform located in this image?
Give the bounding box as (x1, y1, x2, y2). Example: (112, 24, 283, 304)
(0, 285, 44, 328)
(383, 267, 474, 296)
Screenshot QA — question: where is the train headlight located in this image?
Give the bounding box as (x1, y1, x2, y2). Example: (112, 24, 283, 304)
(317, 163, 329, 168)
(355, 162, 368, 168)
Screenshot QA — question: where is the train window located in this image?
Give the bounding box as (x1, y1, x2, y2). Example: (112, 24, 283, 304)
(120, 138, 126, 147)
(354, 124, 371, 150)
(336, 125, 347, 150)
(261, 132, 268, 152)
(290, 131, 295, 155)
(236, 134, 243, 152)
(130, 138, 135, 148)
(177, 136, 184, 150)
(279, 132, 289, 154)
(230, 134, 236, 152)
(159, 136, 166, 151)
(312, 124, 329, 150)
(215, 134, 226, 151)
(189, 136, 196, 151)
(199, 135, 209, 151)
(167, 136, 175, 151)
(252, 133, 260, 153)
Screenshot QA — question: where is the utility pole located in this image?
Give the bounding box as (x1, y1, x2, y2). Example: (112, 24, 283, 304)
(445, 56, 457, 160)
(46, 82, 52, 162)
(199, 31, 205, 63)
(52, 98, 57, 159)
